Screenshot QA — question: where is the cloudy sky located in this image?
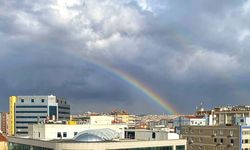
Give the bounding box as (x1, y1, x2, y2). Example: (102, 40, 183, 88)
(1, 0, 250, 114)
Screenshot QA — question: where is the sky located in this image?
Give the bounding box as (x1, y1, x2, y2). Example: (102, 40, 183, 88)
(1, 0, 250, 114)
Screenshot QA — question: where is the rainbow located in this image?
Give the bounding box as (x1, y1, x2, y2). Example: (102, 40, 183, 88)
(77, 57, 178, 114)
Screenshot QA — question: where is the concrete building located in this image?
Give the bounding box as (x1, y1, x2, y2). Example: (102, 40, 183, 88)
(11, 95, 70, 136)
(173, 116, 208, 127)
(110, 110, 136, 128)
(180, 125, 250, 150)
(234, 117, 250, 126)
(8, 137, 186, 150)
(173, 116, 207, 134)
(125, 129, 179, 141)
(0, 112, 9, 135)
(196, 105, 250, 125)
(28, 123, 128, 140)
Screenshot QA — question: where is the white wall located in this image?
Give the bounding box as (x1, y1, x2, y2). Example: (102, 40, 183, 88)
(90, 116, 114, 125)
(29, 124, 127, 140)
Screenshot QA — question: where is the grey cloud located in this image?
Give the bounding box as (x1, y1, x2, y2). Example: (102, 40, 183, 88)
(1, 0, 250, 114)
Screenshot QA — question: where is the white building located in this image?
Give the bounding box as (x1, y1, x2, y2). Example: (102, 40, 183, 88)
(28, 123, 128, 140)
(89, 115, 114, 125)
(173, 116, 207, 127)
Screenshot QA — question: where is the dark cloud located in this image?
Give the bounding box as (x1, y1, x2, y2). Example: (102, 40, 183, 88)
(1, 0, 250, 114)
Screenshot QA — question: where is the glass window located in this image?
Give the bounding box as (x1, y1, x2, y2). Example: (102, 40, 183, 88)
(21, 99, 24, 103)
(221, 138, 223, 143)
(41, 99, 45, 103)
(63, 132, 67, 137)
(118, 146, 173, 150)
(176, 145, 185, 150)
(152, 132, 156, 139)
(57, 132, 61, 138)
(49, 106, 57, 120)
(31, 99, 34, 103)
(231, 139, 234, 144)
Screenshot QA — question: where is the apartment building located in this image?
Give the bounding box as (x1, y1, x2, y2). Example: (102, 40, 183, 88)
(196, 105, 250, 125)
(180, 125, 250, 150)
(0, 112, 9, 135)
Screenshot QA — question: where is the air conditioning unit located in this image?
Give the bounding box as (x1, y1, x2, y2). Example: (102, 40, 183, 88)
(227, 143, 234, 147)
(212, 133, 216, 137)
(217, 143, 222, 146)
(189, 140, 194, 144)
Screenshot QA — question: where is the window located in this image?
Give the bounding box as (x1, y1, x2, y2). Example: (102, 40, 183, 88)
(219, 130, 223, 135)
(220, 138, 223, 143)
(231, 139, 234, 144)
(41, 99, 45, 103)
(63, 132, 67, 137)
(74, 132, 78, 136)
(31, 99, 34, 103)
(214, 138, 217, 143)
(199, 129, 202, 134)
(152, 132, 156, 139)
(38, 132, 40, 138)
(229, 130, 234, 136)
(57, 132, 61, 138)
(176, 145, 185, 150)
(21, 99, 24, 103)
(245, 139, 248, 143)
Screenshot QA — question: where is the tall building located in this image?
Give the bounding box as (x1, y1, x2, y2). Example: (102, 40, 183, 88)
(0, 112, 9, 135)
(10, 95, 70, 136)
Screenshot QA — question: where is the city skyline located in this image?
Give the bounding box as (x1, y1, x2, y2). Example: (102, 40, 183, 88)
(1, 0, 250, 114)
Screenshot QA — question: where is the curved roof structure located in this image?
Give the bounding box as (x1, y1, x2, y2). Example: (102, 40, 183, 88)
(73, 128, 120, 142)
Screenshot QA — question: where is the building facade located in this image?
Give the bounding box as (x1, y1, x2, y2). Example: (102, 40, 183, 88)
(0, 112, 9, 135)
(180, 125, 250, 150)
(10, 95, 70, 136)
(196, 105, 250, 125)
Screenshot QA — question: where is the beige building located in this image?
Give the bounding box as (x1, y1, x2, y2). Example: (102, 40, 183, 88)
(181, 125, 250, 150)
(0, 112, 9, 135)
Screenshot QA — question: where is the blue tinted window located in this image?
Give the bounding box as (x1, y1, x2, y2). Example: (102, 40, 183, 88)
(16, 111, 47, 113)
(49, 106, 57, 119)
(16, 106, 47, 108)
